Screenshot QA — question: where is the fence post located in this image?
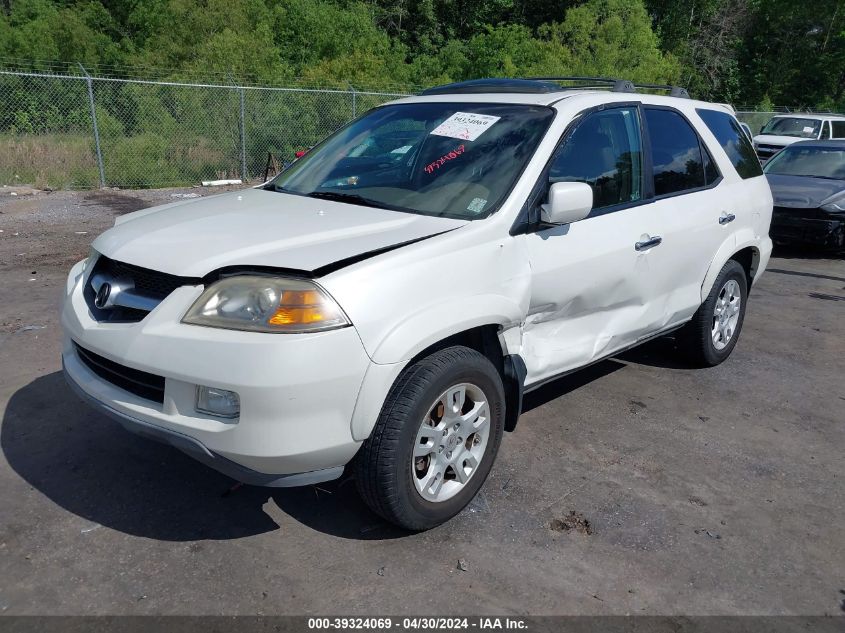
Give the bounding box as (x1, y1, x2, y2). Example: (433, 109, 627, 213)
(79, 64, 106, 188)
(350, 84, 357, 118)
(238, 87, 247, 180)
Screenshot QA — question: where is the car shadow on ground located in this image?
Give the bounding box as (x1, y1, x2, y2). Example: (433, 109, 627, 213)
(616, 335, 701, 370)
(1, 372, 407, 542)
(2, 353, 674, 543)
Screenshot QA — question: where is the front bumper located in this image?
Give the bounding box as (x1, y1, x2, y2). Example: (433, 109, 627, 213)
(61, 259, 371, 485)
(770, 213, 845, 249)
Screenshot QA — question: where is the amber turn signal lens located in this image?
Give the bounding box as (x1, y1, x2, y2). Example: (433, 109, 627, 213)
(266, 290, 338, 326)
(280, 290, 322, 306)
(268, 307, 331, 325)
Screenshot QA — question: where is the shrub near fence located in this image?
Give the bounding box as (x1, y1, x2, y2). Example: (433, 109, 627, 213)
(0, 68, 406, 189)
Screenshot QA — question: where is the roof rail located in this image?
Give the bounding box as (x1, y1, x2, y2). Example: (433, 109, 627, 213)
(419, 76, 691, 98)
(420, 78, 564, 95)
(527, 77, 690, 98)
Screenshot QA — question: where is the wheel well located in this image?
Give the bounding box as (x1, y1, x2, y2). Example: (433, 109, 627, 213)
(407, 325, 523, 431)
(408, 325, 504, 370)
(730, 246, 759, 289)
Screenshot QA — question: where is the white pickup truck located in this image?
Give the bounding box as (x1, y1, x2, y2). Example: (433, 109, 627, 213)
(753, 113, 845, 161)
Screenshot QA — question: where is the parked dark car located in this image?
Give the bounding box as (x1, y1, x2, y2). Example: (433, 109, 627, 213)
(764, 140, 845, 249)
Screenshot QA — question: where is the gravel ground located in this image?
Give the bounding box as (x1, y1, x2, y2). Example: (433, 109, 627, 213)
(0, 187, 843, 616)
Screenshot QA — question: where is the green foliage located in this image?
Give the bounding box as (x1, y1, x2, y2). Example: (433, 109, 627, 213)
(542, 0, 680, 83)
(646, 0, 845, 108)
(0, 0, 841, 188)
(741, 0, 845, 110)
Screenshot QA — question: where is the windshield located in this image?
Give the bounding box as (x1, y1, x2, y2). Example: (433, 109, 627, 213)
(761, 117, 821, 139)
(763, 145, 845, 179)
(266, 102, 554, 219)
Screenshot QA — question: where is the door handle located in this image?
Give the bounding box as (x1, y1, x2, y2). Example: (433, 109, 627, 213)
(719, 212, 736, 225)
(635, 236, 662, 251)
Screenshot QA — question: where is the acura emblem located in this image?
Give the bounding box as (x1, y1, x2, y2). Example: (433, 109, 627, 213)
(95, 282, 112, 309)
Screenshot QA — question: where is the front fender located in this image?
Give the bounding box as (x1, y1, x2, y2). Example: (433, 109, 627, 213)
(370, 294, 524, 364)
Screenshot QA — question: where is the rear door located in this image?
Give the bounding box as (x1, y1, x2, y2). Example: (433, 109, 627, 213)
(634, 107, 729, 324)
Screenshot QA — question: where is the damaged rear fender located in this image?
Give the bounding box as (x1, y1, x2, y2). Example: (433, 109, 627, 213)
(700, 228, 760, 301)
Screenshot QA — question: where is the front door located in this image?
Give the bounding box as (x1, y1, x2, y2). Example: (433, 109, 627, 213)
(518, 105, 667, 386)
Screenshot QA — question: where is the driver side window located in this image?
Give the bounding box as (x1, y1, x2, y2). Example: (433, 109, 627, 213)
(549, 107, 643, 212)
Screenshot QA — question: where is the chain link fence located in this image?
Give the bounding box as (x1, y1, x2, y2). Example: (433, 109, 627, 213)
(735, 111, 780, 134)
(1, 67, 816, 190)
(0, 68, 407, 189)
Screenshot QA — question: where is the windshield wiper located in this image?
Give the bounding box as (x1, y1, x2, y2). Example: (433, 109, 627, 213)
(305, 190, 389, 209)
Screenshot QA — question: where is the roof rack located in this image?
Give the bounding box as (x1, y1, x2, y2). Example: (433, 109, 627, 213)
(528, 77, 690, 98)
(419, 76, 691, 98)
(420, 78, 566, 95)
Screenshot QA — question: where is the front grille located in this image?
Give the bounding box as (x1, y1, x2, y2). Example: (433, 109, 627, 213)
(85, 255, 198, 323)
(756, 144, 783, 158)
(95, 256, 188, 299)
(75, 343, 165, 403)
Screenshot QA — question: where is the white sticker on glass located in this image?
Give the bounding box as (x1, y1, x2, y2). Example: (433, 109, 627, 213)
(467, 197, 487, 214)
(431, 112, 501, 141)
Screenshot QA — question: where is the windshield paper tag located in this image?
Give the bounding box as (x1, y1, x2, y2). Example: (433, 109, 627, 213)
(431, 112, 501, 141)
(467, 197, 487, 214)
(803, 126, 814, 133)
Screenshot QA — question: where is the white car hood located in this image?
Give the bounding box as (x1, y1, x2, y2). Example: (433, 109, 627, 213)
(753, 134, 806, 146)
(93, 189, 467, 277)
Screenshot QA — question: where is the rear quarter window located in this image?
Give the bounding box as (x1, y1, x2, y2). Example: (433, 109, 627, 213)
(832, 121, 845, 138)
(696, 109, 763, 179)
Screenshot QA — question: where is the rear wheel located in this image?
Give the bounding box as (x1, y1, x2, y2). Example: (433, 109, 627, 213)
(679, 259, 748, 367)
(355, 346, 505, 530)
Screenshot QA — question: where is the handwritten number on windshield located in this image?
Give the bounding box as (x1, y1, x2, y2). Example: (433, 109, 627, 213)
(424, 145, 465, 175)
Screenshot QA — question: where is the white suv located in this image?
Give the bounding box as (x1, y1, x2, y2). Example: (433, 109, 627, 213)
(61, 78, 773, 530)
(753, 113, 845, 160)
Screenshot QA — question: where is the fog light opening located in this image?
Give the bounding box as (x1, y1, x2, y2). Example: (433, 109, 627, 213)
(195, 385, 240, 419)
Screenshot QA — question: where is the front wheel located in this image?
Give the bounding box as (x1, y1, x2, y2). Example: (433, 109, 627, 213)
(355, 346, 505, 531)
(679, 259, 748, 367)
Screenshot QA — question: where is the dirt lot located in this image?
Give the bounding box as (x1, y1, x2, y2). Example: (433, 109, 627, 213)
(0, 187, 843, 616)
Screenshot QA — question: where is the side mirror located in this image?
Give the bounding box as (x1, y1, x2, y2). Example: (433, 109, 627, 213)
(540, 181, 593, 225)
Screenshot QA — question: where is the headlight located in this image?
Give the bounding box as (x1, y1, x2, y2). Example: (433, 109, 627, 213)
(820, 192, 845, 213)
(182, 275, 350, 333)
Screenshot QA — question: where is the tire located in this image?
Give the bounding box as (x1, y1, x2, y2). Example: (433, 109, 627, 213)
(355, 345, 505, 531)
(679, 259, 748, 367)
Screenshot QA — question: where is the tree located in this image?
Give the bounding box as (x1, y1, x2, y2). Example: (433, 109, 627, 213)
(542, 0, 680, 84)
(741, 0, 845, 109)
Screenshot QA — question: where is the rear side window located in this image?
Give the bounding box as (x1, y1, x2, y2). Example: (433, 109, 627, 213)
(832, 121, 845, 138)
(644, 108, 708, 196)
(696, 109, 763, 179)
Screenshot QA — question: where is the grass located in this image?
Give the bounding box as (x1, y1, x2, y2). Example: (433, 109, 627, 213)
(0, 134, 99, 189)
(0, 133, 243, 189)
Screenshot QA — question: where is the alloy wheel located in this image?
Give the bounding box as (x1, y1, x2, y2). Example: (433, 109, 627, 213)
(411, 383, 490, 503)
(711, 279, 741, 351)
